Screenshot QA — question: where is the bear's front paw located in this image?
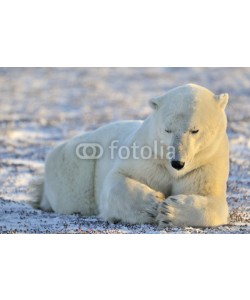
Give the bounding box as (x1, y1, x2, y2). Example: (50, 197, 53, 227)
(156, 194, 207, 228)
(156, 198, 175, 228)
(144, 191, 165, 223)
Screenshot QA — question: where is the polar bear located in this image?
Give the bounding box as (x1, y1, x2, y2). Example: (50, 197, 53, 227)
(30, 84, 230, 228)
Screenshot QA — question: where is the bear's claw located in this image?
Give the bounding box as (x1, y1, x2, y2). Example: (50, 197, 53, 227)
(147, 212, 155, 218)
(170, 197, 178, 202)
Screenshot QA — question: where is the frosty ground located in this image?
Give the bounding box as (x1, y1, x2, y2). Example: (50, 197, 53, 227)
(0, 68, 249, 233)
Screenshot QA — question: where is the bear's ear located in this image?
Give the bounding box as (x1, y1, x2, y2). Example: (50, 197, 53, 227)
(149, 96, 162, 110)
(215, 93, 229, 110)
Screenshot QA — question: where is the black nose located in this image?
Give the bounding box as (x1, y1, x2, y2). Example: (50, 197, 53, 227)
(171, 160, 185, 170)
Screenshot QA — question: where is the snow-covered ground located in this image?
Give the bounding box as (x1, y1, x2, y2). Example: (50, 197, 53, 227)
(0, 68, 249, 233)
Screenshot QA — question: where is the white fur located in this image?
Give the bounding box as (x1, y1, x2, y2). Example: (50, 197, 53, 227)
(32, 84, 230, 227)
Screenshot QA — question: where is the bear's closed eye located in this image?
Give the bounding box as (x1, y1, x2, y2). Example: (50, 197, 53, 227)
(190, 129, 199, 134)
(165, 129, 172, 133)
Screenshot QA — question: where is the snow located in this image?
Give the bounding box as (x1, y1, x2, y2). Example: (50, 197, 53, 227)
(0, 67, 249, 233)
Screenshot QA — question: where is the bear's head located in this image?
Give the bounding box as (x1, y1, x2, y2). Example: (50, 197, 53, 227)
(149, 84, 229, 177)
